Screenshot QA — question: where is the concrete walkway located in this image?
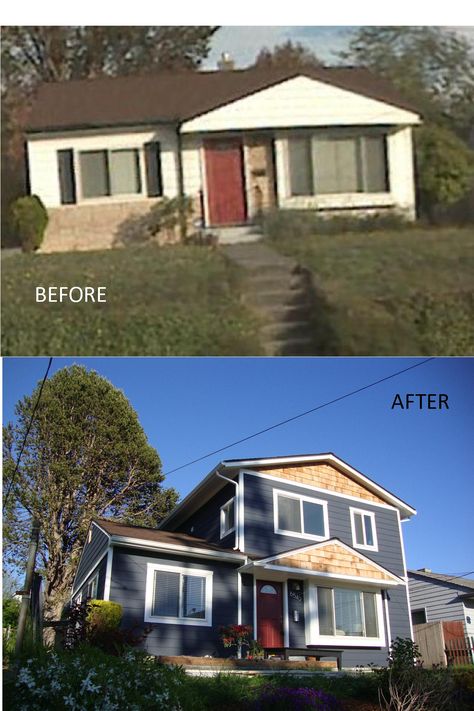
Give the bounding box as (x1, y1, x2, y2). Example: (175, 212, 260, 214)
(223, 242, 317, 356)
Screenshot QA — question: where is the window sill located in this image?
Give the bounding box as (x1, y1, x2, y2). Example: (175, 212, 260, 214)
(309, 635, 384, 648)
(275, 528, 328, 542)
(352, 543, 379, 553)
(220, 526, 236, 540)
(144, 615, 212, 626)
(283, 193, 395, 210)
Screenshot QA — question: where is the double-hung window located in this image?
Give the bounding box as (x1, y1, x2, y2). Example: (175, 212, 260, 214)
(86, 573, 98, 600)
(220, 497, 235, 538)
(79, 148, 142, 198)
(288, 131, 388, 196)
(274, 489, 329, 540)
(313, 585, 383, 643)
(145, 563, 213, 626)
(350, 508, 378, 551)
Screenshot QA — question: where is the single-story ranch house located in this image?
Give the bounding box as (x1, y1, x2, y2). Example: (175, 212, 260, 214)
(25, 66, 421, 252)
(72, 453, 416, 668)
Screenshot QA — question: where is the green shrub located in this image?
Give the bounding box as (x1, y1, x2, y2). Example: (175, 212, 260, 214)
(86, 599, 122, 630)
(3, 596, 21, 627)
(9, 195, 48, 253)
(262, 209, 409, 241)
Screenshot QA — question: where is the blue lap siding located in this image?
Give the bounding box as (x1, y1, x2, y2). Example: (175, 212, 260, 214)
(109, 546, 240, 657)
(73, 522, 109, 593)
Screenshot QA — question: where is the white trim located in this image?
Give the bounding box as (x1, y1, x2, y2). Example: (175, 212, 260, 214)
(243, 469, 400, 514)
(144, 562, 213, 627)
(86, 572, 99, 600)
(283, 580, 289, 647)
(307, 584, 386, 647)
(273, 488, 329, 542)
(384, 593, 392, 649)
(350, 507, 378, 552)
(220, 497, 236, 540)
(405, 582, 414, 641)
(252, 564, 400, 588)
(109, 534, 246, 562)
(237, 572, 242, 625)
(72, 550, 108, 597)
(250, 538, 403, 584)
(253, 577, 257, 640)
(103, 546, 114, 601)
(76, 145, 145, 204)
(238, 470, 245, 552)
(411, 606, 428, 625)
(396, 510, 408, 579)
(222, 454, 416, 518)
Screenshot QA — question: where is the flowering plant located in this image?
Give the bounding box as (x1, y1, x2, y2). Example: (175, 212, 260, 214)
(219, 624, 253, 654)
(253, 686, 342, 710)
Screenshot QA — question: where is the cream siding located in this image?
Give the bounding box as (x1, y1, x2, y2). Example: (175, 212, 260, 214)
(181, 135, 203, 196)
(27, 125, 179, 208)
(180, 76, 420, 134)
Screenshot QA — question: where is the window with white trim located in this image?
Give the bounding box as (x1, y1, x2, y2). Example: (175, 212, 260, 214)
(145, 563, 213, 626)
(79, 148, 142, 198)
(220, 497, 235, 539)
(288, 131, 388, 196)
(350, 508, 378, 551)
(86, 573, 99, 600)
(315, 585, 381, 640)
(274, 489, 329, 540)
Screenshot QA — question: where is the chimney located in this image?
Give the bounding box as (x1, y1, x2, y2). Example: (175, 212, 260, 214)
(217, 52, 235, 71)
(418, 568, 432, 573)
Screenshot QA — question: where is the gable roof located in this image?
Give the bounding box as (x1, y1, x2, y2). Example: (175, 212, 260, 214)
(408, 568, 474, 592)
(240, 537, 403, 586)
(160, 452, 416, 531)
(26, 66, 420, 133)
(94, 518, 245, 561)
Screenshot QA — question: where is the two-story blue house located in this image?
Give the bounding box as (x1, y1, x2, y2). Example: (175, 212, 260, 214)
(71, 453, 416, 668)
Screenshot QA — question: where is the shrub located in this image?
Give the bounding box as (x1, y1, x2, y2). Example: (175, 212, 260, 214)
(115, 196, 194, 246)
(3, 596, 21, 627)
(87, 599, 122, 630)
(253, 685, 342, 710)
(219, 624, 253, 656)
(9, 195, 48, 252)
(4, 646, 186, 711)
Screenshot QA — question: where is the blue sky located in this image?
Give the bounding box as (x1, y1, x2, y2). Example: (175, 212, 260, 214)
(204, 26, 474, 69)
(3, 357, 473, 578)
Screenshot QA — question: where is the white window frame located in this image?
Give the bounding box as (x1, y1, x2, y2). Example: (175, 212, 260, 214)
(86, 573, 99, 600)
(306, 583, 385, 647)
(350, 507, 378, 552)
(220, 497, 236, 539)
(144, 562, 213, 626)
(76, 146, 146, 203)
(273, 488, 329, 542)
(411, 607, 428, 625)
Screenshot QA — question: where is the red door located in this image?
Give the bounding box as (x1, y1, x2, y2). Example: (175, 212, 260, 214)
(256, 580, 284, 648)
(205, 139, 246, 226)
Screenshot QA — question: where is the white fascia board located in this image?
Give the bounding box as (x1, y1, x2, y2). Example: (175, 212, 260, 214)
(248, 538, 403, 584)
(109, 534, 246, 562)
(245, 563, 401, 588)
(222, 454, 416, 519)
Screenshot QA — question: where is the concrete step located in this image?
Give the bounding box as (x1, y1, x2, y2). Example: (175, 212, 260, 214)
(244, 272, 306, 292)
(246, 288, 312, 309)
(261, 320, 312, 340)
(264, 336, 316, 356)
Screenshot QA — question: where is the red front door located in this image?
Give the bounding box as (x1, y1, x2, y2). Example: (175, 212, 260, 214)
(256, 580, 284, 648)
(205, 139, 246, 226)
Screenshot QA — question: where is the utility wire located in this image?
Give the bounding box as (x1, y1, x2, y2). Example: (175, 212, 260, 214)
(3, 357, 53, 509)
(164, 357, 434, 477)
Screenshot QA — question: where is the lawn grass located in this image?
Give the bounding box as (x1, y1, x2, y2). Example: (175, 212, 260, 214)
(265, 225, 474, 355)
(1, 245, 263, 355)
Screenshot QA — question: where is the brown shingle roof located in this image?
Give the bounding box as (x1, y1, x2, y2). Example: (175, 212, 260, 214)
(27, 66, 420, 132)
(408, 569, 474, 591)
(94, 517, 242, 557)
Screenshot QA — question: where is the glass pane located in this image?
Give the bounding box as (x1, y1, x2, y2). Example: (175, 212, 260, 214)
(335, 589, 364, 636)
(261, 585, 277, 594)
(182, 575, 206, 619)
(361, 135, 387, 192)
(288, 137, 313, 196)
(314, 137, 360, 194)
(303, 501, 325, 536)
(80, 150, 109, 197)
(317, 587, 334, 635)
(354, 513, 364, 545)
(278, 495, 302, 533)
(225, 500, 235, 531)
(109, 149, 141, 195)
(363, 592, 378, 637)
(152, 571, 180, 617)
(364, 516, 374, 546)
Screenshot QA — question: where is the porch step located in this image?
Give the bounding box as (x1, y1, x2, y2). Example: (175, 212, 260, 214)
(261, 320, 312, 340)
(206, 225, 263, 245)
(263, 335, 316, 356)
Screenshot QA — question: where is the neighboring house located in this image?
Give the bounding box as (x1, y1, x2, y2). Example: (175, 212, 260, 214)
(72, 453, 416, 668)
(408, 568, 474, 644)
(25, 66, 421, 252)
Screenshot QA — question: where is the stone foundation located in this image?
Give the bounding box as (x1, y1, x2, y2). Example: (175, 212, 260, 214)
(41, 195, 203, 253)
(246, 137, 277, 218)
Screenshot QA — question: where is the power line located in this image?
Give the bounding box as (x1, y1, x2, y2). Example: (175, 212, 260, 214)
(3, 357, 53, 509)
(164, 357, 434, 477)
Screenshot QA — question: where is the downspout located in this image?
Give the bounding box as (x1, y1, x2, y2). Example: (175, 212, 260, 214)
(175, 123, 187, 241)
(216, 471, 240, 551)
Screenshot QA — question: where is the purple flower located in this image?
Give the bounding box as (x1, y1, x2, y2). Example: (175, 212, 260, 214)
(254, 685, 341, 711)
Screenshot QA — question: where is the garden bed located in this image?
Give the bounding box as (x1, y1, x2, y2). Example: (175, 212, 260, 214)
(159, 655, 337, 670)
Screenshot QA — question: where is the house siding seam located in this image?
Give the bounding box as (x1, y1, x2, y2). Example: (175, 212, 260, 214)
(242, 473, 405, 577)
(73, 523, 109, 591)
(109, 546, 240, 657)
(408, 576, 467, 624)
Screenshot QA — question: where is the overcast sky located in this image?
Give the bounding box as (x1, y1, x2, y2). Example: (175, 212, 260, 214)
(4, 357, 473, 579)
(204, 26, 474, 69)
